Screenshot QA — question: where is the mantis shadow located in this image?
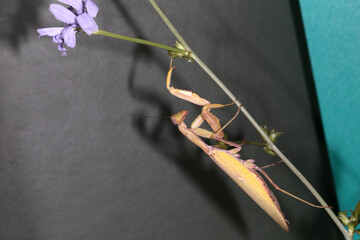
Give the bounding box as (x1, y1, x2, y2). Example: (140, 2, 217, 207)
(0, 0, 44, 52)
(0, 1, 44, 238)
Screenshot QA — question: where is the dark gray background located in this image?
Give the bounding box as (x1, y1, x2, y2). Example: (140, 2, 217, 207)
(0, 0, 340, 239)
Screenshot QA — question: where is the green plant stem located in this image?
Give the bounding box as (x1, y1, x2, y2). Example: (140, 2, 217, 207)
(149, 0, 350, 239)
(93, 29, 189, 55)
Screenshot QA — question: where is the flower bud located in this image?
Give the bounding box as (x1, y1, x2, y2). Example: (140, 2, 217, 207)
(168, 41, 194, 62)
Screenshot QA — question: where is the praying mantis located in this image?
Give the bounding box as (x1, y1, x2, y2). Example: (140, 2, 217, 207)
(166, 60, 330, 231)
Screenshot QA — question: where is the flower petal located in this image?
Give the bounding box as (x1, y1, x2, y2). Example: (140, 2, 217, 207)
(57, 0, 83, 14)
(52, 35, 67, 55)
(49, 4, 76, 24)
(63, 26, 76, 48)
(52, 35, 64, 44)
(58, 45, 67, 56)
(37, 27, 64, 37)
(85, 0, 99, 18)
(76, 13, 98, 35)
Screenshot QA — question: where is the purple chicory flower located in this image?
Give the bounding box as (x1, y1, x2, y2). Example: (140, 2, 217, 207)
(37, 0, 99, 55)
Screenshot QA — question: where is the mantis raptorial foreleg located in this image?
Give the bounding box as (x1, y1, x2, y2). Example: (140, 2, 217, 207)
(166, 65, 241, 147)
(166, 66, 210, 106)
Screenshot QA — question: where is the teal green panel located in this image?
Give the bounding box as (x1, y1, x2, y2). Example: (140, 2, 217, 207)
(299, 0, 360, 237)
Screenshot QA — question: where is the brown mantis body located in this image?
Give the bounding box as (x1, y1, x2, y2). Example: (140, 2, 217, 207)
(166, 62, 329, 231)
(167, 65, 289, 231)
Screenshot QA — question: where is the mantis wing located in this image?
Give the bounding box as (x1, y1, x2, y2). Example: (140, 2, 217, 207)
(211, 150, 289, 232)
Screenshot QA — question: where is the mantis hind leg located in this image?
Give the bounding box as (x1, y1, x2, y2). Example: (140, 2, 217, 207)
(249, 162, 332, 209)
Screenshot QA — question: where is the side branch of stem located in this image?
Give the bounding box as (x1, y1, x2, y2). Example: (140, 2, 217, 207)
(94, 29, 189, 55)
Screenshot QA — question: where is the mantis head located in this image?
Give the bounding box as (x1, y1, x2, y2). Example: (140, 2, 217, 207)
(171, 110, 188, 125)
